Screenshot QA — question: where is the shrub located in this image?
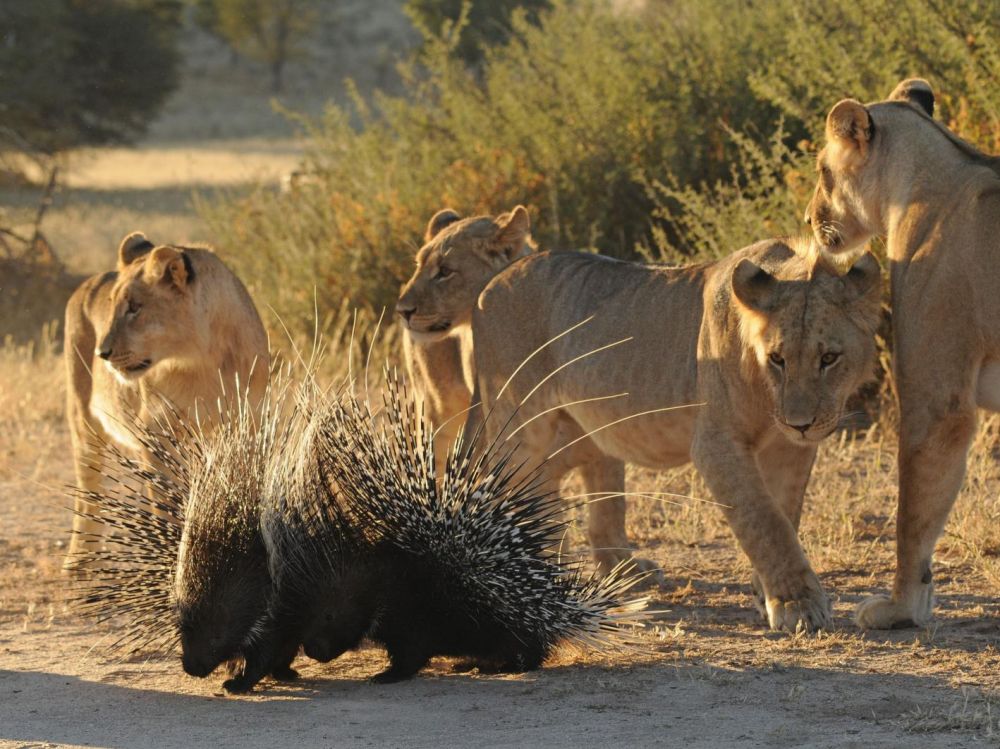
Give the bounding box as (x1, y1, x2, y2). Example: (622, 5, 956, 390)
(201, 0, 1000, 343)
(646, 123, 812, 263)
(751, 0, 1000, 148)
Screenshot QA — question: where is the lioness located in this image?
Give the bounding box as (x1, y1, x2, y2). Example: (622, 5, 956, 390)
(805, 78, 1000, 629)
(397, 206, 535, 472)
(64, 232, 269, 565)
(465, 241, 881, 631)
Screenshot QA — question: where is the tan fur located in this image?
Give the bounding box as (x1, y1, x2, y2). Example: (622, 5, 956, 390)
(806, 79, 1000, 629)
(63, 232, 269, 566)
(465, 241, 881, 631)
(396, 207, 534, 473)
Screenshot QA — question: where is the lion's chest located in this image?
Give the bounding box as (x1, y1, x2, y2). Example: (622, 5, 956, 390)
(89, 367, 144, 452)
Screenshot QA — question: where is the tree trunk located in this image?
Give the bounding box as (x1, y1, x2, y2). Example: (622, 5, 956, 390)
(271, 58, 284, 93)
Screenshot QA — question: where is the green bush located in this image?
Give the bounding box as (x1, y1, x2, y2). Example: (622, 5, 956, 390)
(201, 0, 1000, 342)
(750, 0, 1000, 147)
(646, 123, 811, 263)
(405, 0, 550, 66)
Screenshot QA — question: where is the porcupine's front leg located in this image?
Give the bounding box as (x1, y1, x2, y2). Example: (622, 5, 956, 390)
(269, 637, 301, 681)
(222, 657, 268, 694)
(371, 638, 431, 683)
(222, 631, 282, 694)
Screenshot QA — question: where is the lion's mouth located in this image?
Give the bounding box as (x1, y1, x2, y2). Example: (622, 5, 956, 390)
(404, 318, 454, 342)
(778, 421, 836, 444)
(814, 223, 841, 248)
(109, 358, 153, 379)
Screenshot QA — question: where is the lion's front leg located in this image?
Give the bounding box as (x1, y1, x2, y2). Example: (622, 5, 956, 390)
(65, 404, 108, 572)
(749, 437, 818, 621)
(692, 427, 831, 632)
(855, 393, 976, 630)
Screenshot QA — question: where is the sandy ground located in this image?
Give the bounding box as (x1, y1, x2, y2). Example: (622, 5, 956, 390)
(0, 635, 989, 749)
(1, 409, 999, 748)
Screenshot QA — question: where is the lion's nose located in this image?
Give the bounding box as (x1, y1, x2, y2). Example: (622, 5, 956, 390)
(97, 344, 112, 360)
(395, 302, 416, 323)
(803, 211, 812, 226)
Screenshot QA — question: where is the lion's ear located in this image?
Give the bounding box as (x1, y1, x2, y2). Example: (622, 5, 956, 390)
(117, 231, 154, 269)
(888, 78, 934, 117)
(825, 99, 873, 161)
(424, 209, 461, 243)
(840, 251, 881, 302)
(144, 246, 194, 291)
(731, 258, 778, 313)
(490, 205, 531, 260)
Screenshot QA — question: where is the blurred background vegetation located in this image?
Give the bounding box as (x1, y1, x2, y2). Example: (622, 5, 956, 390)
(199, 0, 1000, 340)
(2, 0, 999, 346)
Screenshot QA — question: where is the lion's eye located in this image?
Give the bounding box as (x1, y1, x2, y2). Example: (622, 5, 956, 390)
(768, 352, 784, 368)
(434, 267, 455, 281)
(820, 351, 840, 369)
(820, 164, 834, 191)
(126, 299, 142, 316)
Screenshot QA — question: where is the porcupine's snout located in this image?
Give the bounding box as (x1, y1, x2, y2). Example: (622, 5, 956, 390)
(180, 632, 225, 677)
(181, 655, 215, 679)
(181, 651, 217, 678)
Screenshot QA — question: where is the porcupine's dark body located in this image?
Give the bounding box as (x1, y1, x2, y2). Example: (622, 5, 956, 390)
(300, 541, 547, 682)
(282, 380, 649, 683)
(172, 432, 301, 693)
(70, 371, 647, 691)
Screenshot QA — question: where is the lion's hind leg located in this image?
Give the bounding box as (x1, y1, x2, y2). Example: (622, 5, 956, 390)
(578, 452, 664, 587)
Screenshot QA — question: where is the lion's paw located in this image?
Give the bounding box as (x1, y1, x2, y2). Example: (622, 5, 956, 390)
(765, 576, 832, 632)
(595, 552, 665, 589)
(631, 556, 666, 589)
(854, 590, 932, 630)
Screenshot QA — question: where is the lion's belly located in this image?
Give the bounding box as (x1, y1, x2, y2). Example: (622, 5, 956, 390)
(565, 404, 696, 469)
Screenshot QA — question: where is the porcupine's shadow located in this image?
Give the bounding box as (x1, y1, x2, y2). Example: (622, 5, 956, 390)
(0, 661, 977, 748)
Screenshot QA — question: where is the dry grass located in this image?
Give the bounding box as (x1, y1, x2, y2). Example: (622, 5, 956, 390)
(0, 333, 68, 627)
(3, 340, 1000, 714)
(901, 686, 1000, 736)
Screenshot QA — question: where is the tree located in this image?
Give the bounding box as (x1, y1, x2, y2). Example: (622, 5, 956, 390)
(406, 0, 550, 66)
(0, 0, 181, 161)
(213, 0, 317, 93)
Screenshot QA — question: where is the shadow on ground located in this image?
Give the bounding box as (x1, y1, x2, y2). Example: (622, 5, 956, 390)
(0, 657, 990, 749)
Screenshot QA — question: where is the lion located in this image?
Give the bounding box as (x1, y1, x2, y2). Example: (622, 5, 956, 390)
(63, 231, 269, 566)
(805, 78, 1000, 629)
(396, 206, 535, 473)
(462, 240, 881, 631)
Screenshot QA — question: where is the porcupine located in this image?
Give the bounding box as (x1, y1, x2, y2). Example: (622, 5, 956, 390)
(67, 382, 302, 693)
(267, 374, 650, 684)
(216, 385, 355, 694)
